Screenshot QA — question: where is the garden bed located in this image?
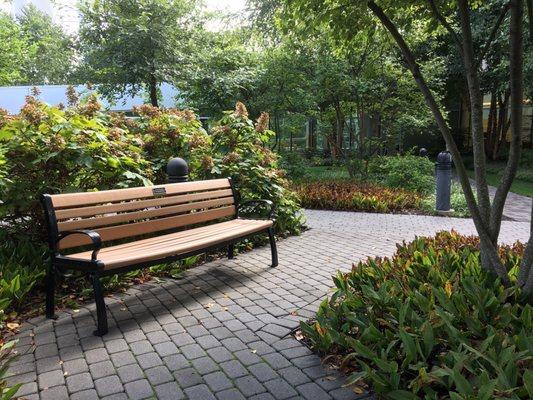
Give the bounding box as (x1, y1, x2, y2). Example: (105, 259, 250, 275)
(287, 154, 471, 217)
(292, 178, 470, 217)
(293, 181, 423, 213)
(298, 231, 532, 399)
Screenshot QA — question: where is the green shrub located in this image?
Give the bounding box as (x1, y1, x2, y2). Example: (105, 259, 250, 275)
(421, 182, 471, 217)
(301, 231, 532, 399)
(368, 154, 435, 195)
(0, 95, 150, 239)
(278, 151, 307, 181)
(0, 97, 303, 240)
(516, 169, 533, 183)
(128, 105, 211, 182)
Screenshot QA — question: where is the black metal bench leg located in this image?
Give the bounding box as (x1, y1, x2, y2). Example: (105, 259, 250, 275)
(91, 274, 108, 336)
(268, 228, 278, 267)
(227, 244, 235, 259)
(45, 264, 56, 319)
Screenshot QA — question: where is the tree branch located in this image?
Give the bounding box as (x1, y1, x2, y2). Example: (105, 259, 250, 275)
(476, 2, 511, 69)
(425, 0, 463, 53)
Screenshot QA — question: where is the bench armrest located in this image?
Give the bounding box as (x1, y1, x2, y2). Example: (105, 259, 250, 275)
(237, 199, 275, 220)
(57, 229, 102, 261)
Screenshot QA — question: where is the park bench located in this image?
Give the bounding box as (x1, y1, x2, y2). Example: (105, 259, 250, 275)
(41, 178, 277, 336)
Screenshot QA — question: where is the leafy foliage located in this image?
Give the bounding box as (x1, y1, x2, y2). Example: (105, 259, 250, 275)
(202, 104, 304, 235)
(366, 154, 435, 195)
(0, 341, 20, 400)
(128, 104, 210, 182)
(78, 0, 203, 105)
(0, 95, 150, 238)
(0, 7, 74, 86)
(301, 231, 532, 399)
(0, 95, 303, 241)
(294, 181, 422, 213)
(0, 13, 27, 86)
(17, 5, 75, 85)
(176, 29, 263, 118)
(0, 232, 47, 320)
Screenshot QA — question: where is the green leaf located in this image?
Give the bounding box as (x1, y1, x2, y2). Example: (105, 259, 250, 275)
(451, 368, 473, 395)
(399, 329, 416, 363)
(523, 369, 533, 398)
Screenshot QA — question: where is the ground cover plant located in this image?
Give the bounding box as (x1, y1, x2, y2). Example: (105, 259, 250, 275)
(294, 181, 422, 213)
(0, 341, 19, 400)
(301, 231, 533, 399)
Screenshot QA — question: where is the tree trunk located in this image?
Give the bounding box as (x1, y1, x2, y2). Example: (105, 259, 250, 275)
(485, 91, 497, 158)
(335, 104, 345, 157)
(367, 0, 510, 284)
(457, 0, 491, 228)
(490, 0, 524, 243)
(492, 90, 510, 160)
(149, 74, 158, 107)
(519, 200, 533, 301)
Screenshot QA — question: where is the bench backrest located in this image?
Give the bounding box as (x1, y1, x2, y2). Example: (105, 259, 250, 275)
(43, 178, 236, 250)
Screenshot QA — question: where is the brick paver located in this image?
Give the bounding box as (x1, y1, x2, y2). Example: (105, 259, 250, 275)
(7, 210, 530, 399)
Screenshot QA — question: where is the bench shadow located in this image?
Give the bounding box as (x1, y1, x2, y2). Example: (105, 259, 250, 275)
(64, 259, 271, 334)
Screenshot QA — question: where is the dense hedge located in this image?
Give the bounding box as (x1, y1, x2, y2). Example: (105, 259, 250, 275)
(302, 231, 532, 399)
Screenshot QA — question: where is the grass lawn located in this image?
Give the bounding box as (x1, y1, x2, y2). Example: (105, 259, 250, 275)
(467, 170, 533, 197)
(298, 165, 350, 182)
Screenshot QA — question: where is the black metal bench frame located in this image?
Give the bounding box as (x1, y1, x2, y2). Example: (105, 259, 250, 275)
(41, 179, 277, 336)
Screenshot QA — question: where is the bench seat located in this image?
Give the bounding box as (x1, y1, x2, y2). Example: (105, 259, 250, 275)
(68, 218, 273, 270)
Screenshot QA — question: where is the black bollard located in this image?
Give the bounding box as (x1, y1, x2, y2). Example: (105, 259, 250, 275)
(435, 151, 452, 212)
(166, 157, 189, 183)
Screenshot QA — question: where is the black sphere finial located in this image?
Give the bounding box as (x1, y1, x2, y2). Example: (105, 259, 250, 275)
(166, 157, 189, 183)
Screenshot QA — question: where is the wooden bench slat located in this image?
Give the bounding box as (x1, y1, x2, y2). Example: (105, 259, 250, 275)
(55, 189, 234, 220)
(76, 219, 246, 255)
(59, 205, 236, 249)
(69, 219, 272, 269)
(57, 197, 235, 232)
(51, 179, 231, 208)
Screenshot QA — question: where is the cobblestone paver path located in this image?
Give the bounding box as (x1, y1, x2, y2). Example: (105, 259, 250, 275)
(8, 210, 530, 400)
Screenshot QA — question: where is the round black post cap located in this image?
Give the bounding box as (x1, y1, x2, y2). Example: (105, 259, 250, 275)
(437, 151, 452, 164)
(166, 157, 189, 183)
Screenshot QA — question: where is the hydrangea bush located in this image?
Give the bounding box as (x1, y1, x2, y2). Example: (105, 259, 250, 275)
(203, 103, 304, 235)
(0, 94, 303, 240)
(0, 95, 149, 238)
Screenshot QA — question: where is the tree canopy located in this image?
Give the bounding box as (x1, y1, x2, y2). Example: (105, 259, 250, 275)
(0, 6, 74, 86)
(78, 0, 204, 106)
